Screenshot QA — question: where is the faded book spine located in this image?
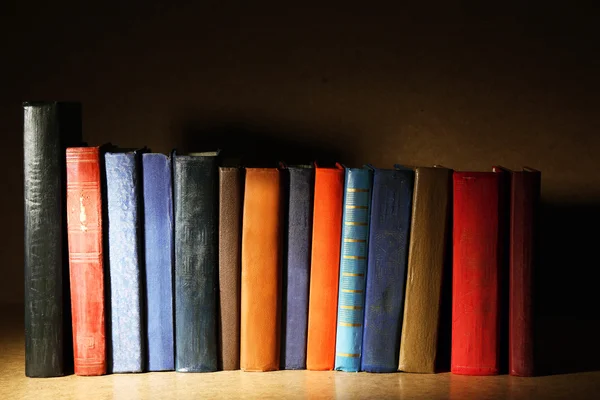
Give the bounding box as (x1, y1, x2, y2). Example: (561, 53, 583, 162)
(66, 147, 106, 376)
(105, 151, 144, 373)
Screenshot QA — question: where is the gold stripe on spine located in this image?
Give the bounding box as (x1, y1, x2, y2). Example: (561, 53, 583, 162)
(343, 255, 366, 260)
(344, 222, 368, 226)
(344, 238, 366, 243)
(340, 323, 362, 327)
(345, 205, 368, 209)
(342, 289, 363, 293)
(337, 353, 360, 357)
(346, 188, 369, 193)
(342, 272, 364, 277)
(340, 305, 362, 310)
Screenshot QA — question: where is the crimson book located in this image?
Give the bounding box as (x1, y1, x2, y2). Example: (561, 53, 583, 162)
(451, 168, 508, 375)
(66, 147, 106, 376)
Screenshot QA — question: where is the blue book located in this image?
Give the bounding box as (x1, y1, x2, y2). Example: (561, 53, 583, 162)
(334, 166, 373, 372)
(142, 153, 175, 371)
(173, 152, 219, 372)
(282, 166, 314, 369)
(361, 166, 414, 372)
(105, 151, 144, 373)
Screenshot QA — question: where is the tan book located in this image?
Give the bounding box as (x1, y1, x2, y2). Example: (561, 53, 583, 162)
(398, 166, 452, 373)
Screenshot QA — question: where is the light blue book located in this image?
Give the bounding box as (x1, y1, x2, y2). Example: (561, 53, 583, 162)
(105, 151, 144, 373)
(334, 166, 373, 372)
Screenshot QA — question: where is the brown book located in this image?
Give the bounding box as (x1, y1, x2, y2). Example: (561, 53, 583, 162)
(218, 167, 243, 370)
(66, 147, 106, 376)
(399, 166, 452, 373)
(240, 168, 282, 371)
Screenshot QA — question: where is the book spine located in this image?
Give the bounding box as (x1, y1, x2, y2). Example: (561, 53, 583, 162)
(334, 168, 373, 372)
(105, 152, 144, 373)
(306, 166, 344, 371)
(398, 167, 452, 373)
(174, 155, 218, 372)
(142, 153, 175, 371)
(509, 170, 540, 376)
(283, 167, 314, 370)
(24, 102, 81, 377)
(240, 168, 282, 371)
(218, 167, 242, 371)
(361, 168, 414, 373)
(451, 172, 502, 375)
(66, 147, 106, 376)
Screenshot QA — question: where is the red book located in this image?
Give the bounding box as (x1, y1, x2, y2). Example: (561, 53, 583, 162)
(509, 168, 540, 376)
(451, 169, 507, 376)
(66, 147, 106, 376)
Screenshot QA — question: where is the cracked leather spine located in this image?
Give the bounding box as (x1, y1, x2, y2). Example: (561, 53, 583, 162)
(24, 102, 81, 378)
(174, 154, 219, 372)
(361, 167, 414, 373)
(66, 147, 106, 376)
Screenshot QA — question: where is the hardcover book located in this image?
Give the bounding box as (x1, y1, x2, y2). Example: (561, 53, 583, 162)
(509, 168, 541, 377)
(282, 165, 314, 370)
(362, 166, 414, 373)
(24, 101, 81, 377)
(451, 168, 508, 375)
(399, 166, 452, 373)
(334, 167, 373, 372)
(66, 147, 106, 376)
(142, 153, 175, 371)
(240, 168, 282, 372)
(105, 151, 144, 373)
(306, 163, 345, 371)
(174, 152, 219, 372)
(218, 167, 243, 371)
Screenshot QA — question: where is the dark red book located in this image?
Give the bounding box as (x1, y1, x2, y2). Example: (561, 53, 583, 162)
(452, 169, 508, 376)
(66, 147, 106, 376)
(509, 168, 540, 377)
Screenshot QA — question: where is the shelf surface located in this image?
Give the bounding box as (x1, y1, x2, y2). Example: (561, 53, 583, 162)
(2, 305, 600, 399)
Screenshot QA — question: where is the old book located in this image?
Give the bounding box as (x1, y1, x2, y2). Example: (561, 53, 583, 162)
(218, 167, 243, 371)
(66, 147, 106, 376)
(174, 153, 219, 372)
(24, 101, 81, 377)
(334, 166, 373, 372)
(509, 168, 541, 377)
(306, 163, 345, 371)
(362, 167, 414, 373)
(451, 168, 508, 375)
(240, 168, 282, 372)
(398, 166, 452, 373)
(105, 151, 144, 373)
(282, 165, 314, 370)
(142, 153, 175, 371)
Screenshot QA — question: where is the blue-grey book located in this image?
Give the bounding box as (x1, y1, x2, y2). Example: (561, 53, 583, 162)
(361, 166, 414, 372)
(105, 151, 145, 373)
(142, 153, 175, 371)
(173, 152, 219, 372)
(334, 166, 373, 372)
(282, 166, 314, 369)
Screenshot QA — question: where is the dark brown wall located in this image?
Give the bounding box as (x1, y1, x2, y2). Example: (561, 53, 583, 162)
(2, 1, 599, 318)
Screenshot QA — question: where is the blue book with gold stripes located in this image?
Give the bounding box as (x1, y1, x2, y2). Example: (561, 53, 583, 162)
(334, 166, 373, 372)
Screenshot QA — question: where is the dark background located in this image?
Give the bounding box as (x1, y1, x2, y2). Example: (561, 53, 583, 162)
(2, 1, 599, 374)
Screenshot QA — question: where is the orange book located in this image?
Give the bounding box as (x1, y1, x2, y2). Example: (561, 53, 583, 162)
(306, 163, 345, 370)
(240, 168, 282, 371)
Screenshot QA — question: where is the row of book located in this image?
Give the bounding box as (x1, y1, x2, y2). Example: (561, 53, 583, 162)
(24, 102, 539, 378)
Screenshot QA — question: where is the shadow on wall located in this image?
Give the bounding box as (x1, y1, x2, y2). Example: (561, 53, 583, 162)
(173, 117, 350, 167)
(535, 201, 600, 375)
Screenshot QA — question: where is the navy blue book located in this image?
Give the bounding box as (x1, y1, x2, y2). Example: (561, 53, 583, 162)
(105, 151, 145, 373)
(334, 166, 373, 372)
(361, 166, 414, 373)
(173, 152, 219, 372)
(142, 153, 175, 371)
(282, 165, 314, 369)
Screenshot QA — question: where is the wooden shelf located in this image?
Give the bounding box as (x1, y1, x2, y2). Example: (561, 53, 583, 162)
(2, 306, 599, 399)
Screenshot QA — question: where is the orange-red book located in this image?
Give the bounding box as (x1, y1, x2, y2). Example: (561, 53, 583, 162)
(66, 147, 106, 376)
(240, 168, 282, 371)
(306, 163, 344, 370)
